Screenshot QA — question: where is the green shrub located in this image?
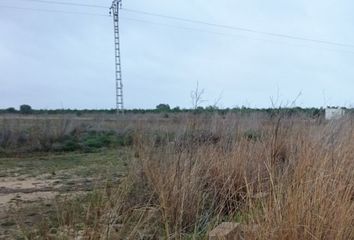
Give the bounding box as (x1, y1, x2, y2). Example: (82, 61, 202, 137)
(62, 138, 81, 152)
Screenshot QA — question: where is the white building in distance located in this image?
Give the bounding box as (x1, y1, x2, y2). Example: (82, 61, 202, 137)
(325, 107, 345, 120)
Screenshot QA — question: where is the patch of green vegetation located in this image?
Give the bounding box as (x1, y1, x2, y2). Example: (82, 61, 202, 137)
(0, 149, 131, 178)
(51, 130, 134, 153)
(0, 128, 135, 156)
(62, 137, 81, 152)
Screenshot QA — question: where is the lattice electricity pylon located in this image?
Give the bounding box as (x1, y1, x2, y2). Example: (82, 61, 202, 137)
(110, 0, 124, 114)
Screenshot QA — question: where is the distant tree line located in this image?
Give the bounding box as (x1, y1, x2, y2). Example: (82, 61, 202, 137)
(0, 103, 334, 118)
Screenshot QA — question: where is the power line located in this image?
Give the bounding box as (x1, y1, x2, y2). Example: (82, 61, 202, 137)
(0, 4, 336, 46)
(2, 0, 107, 9)
(122, 8, 354, 49)
(0, 5, 110, 17)
(2, 4, 354, 55)
(4, 0, 354, 49)
(122, 17, 354, 55)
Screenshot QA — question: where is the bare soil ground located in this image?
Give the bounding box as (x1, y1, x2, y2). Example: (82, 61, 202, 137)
(0, 149, 128, 239)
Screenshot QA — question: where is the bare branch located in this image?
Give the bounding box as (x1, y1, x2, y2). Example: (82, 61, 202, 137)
(191, 82, 205, 109)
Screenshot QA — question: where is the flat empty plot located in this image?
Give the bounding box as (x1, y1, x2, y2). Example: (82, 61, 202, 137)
(0, 149, 128, 239)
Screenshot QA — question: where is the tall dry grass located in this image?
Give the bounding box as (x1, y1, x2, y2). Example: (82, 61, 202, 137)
(123, 114, 354, 239)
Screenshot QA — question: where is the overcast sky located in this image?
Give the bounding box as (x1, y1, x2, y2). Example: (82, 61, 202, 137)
(1, 0, 354, 109)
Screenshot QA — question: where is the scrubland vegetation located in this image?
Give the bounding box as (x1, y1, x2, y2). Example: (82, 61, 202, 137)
(0, 111, 353, 239)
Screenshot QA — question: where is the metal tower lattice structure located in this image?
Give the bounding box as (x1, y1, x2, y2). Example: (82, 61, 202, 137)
(110, 0, 124, 114)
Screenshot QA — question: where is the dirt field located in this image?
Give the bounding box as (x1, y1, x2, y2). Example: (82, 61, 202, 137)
(0, 149, 128, 239)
